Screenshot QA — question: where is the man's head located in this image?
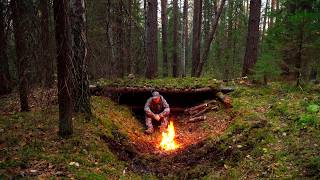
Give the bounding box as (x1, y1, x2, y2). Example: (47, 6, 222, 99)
(152, 91, 161, 103)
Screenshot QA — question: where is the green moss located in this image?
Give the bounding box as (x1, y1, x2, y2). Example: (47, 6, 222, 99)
(96, 77, 222, 89)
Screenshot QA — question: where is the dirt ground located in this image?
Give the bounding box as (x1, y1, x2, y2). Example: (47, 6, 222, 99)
(127, 110, 236, 155)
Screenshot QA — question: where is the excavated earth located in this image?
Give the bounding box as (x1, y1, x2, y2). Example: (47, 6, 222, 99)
(101, 108, 240, 177)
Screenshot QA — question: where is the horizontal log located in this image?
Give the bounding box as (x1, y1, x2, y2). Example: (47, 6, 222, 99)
(190, 106, 218, 118)
(90, 86, 235, 96)
(187, 116, 207, 123)
(216, 92, 232, 108)
(184, 100, 219, 115)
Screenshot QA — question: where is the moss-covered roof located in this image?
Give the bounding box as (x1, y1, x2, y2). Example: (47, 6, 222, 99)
(96, 77, 222, 89)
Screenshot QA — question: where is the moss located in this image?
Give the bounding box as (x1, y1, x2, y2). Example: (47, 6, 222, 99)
(96, 77, 222, 89)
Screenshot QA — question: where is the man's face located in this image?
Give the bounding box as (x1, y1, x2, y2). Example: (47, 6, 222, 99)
(153, 96, 161, 104)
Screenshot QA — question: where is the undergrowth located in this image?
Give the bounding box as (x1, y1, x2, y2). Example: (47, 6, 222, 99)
(1, 81, 319, 179)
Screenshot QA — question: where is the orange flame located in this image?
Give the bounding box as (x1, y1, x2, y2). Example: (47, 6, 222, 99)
(160, 121, 179, 151)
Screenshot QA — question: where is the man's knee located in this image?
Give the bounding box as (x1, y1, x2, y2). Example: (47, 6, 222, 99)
(145, 117, 153, 126)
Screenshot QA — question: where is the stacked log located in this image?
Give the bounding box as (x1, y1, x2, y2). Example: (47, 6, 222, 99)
(184, 92, 232, 123)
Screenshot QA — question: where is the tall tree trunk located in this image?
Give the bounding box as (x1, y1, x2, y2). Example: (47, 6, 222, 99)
(172, 0, 179, 77)
(0, 1, 11, 94)
(191, 0, 202, 77)
(242, 0, 261, 76)
(261, 0, 269, 51)
(53, 0, 74, 137)
(106, 0, 115, 78)
(181, 0, 188, 77)
(203, 0, 212, 43)
(195, 0, 226, 77)
(161, 0, 168, 77)
(295, 26, 304, 86)
(127, 0, 133, 74)
(145, 0, 157, 79)
(39, 0, 54, 87)
(71, 0, 91, 114)
(12, 0, 30, 112)
(270, 0, 276, 27)
(113, 1, 125, 78)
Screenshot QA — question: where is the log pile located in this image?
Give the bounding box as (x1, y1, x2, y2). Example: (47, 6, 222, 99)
(183, 92, 232, 123)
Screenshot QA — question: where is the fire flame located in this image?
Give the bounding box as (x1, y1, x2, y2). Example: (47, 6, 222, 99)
(160, 121, 179, 151)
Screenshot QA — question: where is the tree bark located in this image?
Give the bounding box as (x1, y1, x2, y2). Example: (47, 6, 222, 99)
(161, 0, 168, 77)
(270, 0, 276, 27)
(114, 1, 125, 78)
(0, 1, 11, 94)
(127, 0, 133, 74)
(242, 0, 261, 76)
(172, 0, 179, 77)
(39, 0, 54, 87)
(191, 0, 202, 77)
(53, 0, 74, 137)
(195, 0, 226, 77)
(145, 0, 158, 79)
(261, 0, 269, 51)
(181, 0, 188, 77)
(12, 0, 31, 112)
(71, 0, 91, 114)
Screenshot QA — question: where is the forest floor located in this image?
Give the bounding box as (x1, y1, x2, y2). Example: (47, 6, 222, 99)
(1, 81, 320, 179)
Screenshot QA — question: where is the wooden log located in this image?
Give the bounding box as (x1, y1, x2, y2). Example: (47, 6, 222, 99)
(184, 100, 218, 115)
(190, 105, 218, 117)
(187, 116, 206, 123)
(216, 92, 232, 108)
(91, 85, 235, 96)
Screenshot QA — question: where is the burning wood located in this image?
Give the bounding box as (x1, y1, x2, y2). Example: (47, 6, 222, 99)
(159, 121, 179, 151)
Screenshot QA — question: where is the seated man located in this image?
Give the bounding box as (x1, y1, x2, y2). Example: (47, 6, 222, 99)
(144, 91, 170, 134)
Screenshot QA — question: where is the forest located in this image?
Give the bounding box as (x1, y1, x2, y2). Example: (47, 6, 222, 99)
(1, 0, 320, 178)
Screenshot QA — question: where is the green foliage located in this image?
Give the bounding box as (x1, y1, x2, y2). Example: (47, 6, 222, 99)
(297, 113, 319, 127)
(307, 104, 320, 113)
(253, 52, 282, 84)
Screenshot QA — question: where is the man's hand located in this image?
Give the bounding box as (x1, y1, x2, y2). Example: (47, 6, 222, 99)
(154, 114, 160, 121)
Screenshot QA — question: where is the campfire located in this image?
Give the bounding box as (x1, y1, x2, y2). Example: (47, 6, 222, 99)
(160, 121, 179, 151)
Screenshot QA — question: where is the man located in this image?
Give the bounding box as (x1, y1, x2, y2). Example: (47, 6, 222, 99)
(144, 91, 170, 134)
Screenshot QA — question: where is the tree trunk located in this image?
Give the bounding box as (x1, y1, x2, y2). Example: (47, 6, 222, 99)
(295, 26, 304, 86)
(113, 1, 125, 78)
(71, 0, 91, 114)
(261, 0, 269, 51)
(181, 0, 188, 77)
(127, 0, 133, 74)
(191, 0, 202, 77)
(172, 0, 179, 77)
(106, 0, 115, 78)
(12, 0, 31, 112)
(145, 0, 158, 79)
(0, 1, 11, 95)
(53, 0, 74, 137)
(161, 0, 168, 77)
(195, 0, 226, 77)
(242, 0, 261, 77)
(39, 0, 54, 87)
(270, 0, 276, 27)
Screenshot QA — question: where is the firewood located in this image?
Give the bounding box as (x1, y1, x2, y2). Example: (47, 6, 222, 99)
(190, 105, 218, 117)
(184, 100, 218, 115)
(216, 92, 232, 108)
(187, 116, 206, 123)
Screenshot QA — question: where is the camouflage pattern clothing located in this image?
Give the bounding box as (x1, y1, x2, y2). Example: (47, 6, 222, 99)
(144, 92, 170, 133)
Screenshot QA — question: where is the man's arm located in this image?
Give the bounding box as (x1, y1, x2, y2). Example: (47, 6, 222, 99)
(159, 96, 170, 117)
(144, 98, 155, 118)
